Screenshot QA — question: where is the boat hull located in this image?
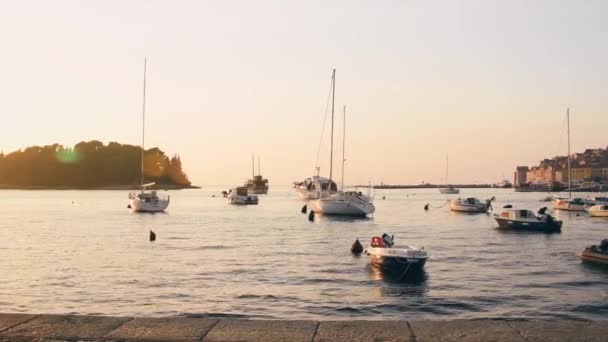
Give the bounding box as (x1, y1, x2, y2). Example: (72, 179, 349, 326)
(247, 188, 268, 195)
(495, 217, 562, 232)
(439, 188, 459, 194)
(450, 203, 488, 213)
(587, 205, 608, 217)
(578, 250, 608, 265)
(309, 198, 374, 216)
(369, 255, 427, 274)
(552, 199, 586, 211)
(228, 196, 258, 205)
(130, 198, 170, 212)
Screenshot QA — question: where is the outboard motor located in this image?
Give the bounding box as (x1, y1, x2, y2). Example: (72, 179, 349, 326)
(538, 207, 548, 215)
(503, 204, 513, 209)
(381, 233, 395, 247)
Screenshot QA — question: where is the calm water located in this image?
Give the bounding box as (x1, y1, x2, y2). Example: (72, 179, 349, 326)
(1, 188, 607, 320)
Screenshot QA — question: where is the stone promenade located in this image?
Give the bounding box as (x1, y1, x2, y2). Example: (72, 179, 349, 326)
(0, 313, 606, 341)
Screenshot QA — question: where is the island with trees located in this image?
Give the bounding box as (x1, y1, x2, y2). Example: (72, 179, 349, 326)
(0, 140, 196, 189)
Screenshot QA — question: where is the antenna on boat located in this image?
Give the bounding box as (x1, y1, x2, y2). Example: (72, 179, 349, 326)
(341, 105, 346, 191)
(140, 58, 147, 189)
(567, 108, 571, 199)
(329, 68, 335, 182)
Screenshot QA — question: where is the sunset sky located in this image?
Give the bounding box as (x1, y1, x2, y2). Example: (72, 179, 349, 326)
(1, 0, 607, 186)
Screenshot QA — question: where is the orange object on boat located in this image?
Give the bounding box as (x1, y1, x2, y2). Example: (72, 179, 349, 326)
(371, 236, 385, 248)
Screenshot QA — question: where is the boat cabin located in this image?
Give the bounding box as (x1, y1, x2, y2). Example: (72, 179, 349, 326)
(498, 209, 537, 220)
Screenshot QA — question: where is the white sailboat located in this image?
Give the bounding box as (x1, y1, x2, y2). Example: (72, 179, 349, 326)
(295, 69, 339, 201)
(553, 108, 585, 211)
(128, 59, 170, 212)
(309, 87, 375, 217)
(439, 155, 460, 194)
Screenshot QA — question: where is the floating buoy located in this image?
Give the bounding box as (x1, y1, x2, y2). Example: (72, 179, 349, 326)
(424, 204, 429, 211)
(382, 196, 386, 200)
(301, 205, 307, 214)
(149, 230, 156, 242)
(308, 210, 315, 222)
(127, 204, 132, 209)
(212, 194, 216, 198)
(351, 238, 363, 255)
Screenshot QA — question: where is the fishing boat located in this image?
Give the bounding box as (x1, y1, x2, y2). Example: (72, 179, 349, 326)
(309, 105, 375, 217)
(438, 155, 460, 194)
(587, 204, 608, 217)
(296, 69, 339, 201)
(227, 187, 258, 205)
(364, 234, 428, 275)
(450, 197, 493, 213)
(494, 206, 562, 232)
(552, 109, 585, 212)
(578, 239, 608, 265)
(245, 154, 269, 194)
(128, 59, 170, 213)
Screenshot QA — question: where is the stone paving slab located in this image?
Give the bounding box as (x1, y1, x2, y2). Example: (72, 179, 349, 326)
(105, 317, 218, 341)
(410, 320, 526, 342)
(314, 321, 411, 342)
(1, 314, 131, 340)
(507, 320, 608, 342)
(0, 314, 38, 333)
(202, 319, 318, 342)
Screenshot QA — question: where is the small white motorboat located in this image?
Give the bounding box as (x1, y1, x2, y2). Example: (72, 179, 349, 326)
(364, 234, 428, 276)
(450, 197, 493, 213)
(494, 205, 562, 232)
(586, 204, 608, 217)
(552, 197, 586, 211)
(578, 239, 608, 265)
(129, 183, 170, 212)
(439, 186, 460, 194)
(227, 186, 259, 205)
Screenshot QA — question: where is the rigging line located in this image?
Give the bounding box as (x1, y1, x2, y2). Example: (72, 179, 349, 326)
(314, 73, 334, 172)
(555, 113, 567, 158)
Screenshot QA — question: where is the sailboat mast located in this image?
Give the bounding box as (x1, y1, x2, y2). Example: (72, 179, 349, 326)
(141, 58, 147, 187)
(258, 157, 261, 175)
(329, 69, 335, 182)
(445, 155, 449, 186)
(567, 108, 571, 199)
(341, 105, 346, 191)
(251, 153, 255, 179)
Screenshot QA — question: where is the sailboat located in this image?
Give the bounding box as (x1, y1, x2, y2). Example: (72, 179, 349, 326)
(308, 102, 375, 216)
(553, 108, 585, 211)
(128, 59, 170, 212)
(295, 69, 339, 201)
(245, 154, 269, 194)
(439, 155, 460, 194)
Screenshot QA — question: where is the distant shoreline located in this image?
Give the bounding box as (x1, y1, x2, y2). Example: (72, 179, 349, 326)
(0, 184, 201, 190)
(357, 184, 498, 189)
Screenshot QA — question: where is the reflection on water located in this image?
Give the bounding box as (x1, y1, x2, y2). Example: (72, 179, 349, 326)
(0, 187, 607, 320)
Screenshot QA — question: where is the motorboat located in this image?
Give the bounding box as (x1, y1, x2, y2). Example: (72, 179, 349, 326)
(494, 205, 562, 232)
(245, 155, 269, 194)
(494, 179, 513, 188)
(552, 197, 586, 211)
(308, 105, 375, 217)
(450, 197, 493, 213)
(439, 186, 460, 194)
(227, 187, 259, 205)
(587, 204, 608, 217)
(128, 59, 170, 213)
(129, 182, 170, 212)
(587, 196, 608, 205)
(295, 175, 338, 200)
(578, 239, 608, 265)
(364, 234, 428, 276)
(309, 191, 375, 217)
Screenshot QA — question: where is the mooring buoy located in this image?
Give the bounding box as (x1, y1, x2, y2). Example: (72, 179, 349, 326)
(351, 238, 363, 255)
(308, 210, 315, 222)
(127, 204, 132, 209)
(424, 203, 429, 211)
(149, 229, 156, 242)
(301, 205, 307, 214)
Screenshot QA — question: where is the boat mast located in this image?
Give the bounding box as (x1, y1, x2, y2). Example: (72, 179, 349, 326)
(329, 69, 335, 182)
(341, 105, 346, 191)
(251, 153, 255, 179)
(258, 157, 261, 176)
(445, 155, 449, 186)
(140, 58, 147, 188)
(567, 108, 571, 199)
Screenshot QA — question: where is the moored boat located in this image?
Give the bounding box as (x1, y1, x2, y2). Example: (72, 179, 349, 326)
(364, 234, 428, 276)
(578, 239, 608, 265)
(552, 197, 586, 211)
(227, 187, 259, 205)
(450, 197, 493, 213)
(586, 204, 608, 217)
(245, 155, 269, 194)
(494, 206, 562, 232)
(439, 186, 460, 194)
(129, 182, 170, 212)
(309, 191, 375, 217)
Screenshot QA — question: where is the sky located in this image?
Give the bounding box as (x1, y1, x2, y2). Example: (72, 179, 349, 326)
(1, 0, 607, 186)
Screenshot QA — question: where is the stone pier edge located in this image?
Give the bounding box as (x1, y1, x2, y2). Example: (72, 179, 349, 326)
(0, 313, 607, 341)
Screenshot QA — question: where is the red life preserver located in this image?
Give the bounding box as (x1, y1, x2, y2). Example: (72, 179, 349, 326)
(371, 236, 384, 247)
